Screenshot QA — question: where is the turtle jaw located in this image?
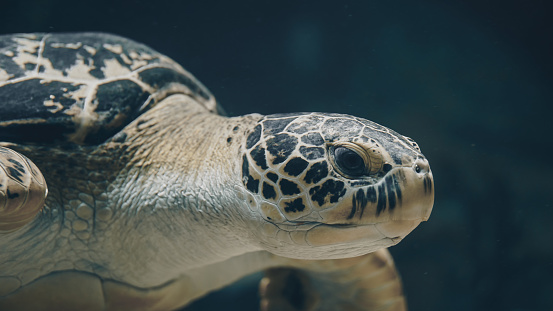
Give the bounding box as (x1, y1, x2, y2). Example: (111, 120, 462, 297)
(297, 220, 421, 247)
(271, 220, 419, 245)
(256, 164, 434, 259)
(257, 220, 408, 260)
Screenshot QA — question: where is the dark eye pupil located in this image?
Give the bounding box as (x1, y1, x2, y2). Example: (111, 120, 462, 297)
(334, 147, 365, 175)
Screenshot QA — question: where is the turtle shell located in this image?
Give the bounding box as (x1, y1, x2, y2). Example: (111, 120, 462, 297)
(0, 32, 221, 145)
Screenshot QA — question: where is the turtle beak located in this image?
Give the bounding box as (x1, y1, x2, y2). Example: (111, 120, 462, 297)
(313, 158, 434, 245)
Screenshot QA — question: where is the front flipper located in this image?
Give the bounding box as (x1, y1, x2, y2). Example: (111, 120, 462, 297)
(260, 249, 406, 311)
(0, 146, 47, 233)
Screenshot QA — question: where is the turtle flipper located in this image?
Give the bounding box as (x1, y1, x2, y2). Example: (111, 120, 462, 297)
(0, 146, 47, 233)
(260, 249, 406, 311)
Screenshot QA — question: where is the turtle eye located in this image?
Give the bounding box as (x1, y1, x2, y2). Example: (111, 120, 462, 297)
(333, 146, 365, 177)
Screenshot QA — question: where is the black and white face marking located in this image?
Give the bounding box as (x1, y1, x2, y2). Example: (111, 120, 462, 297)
(241, 112, 434, 253)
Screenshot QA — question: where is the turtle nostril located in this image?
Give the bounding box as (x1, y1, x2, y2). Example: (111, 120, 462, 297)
(413, 158, 429, 174)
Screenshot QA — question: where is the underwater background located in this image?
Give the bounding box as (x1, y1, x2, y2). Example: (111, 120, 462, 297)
(2, 0, 552, 310)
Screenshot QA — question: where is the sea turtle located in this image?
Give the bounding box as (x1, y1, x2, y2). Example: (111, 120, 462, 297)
(0, 33, 434, 311)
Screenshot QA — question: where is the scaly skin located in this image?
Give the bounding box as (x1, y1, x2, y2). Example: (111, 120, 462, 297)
(1, 95, 263, 290)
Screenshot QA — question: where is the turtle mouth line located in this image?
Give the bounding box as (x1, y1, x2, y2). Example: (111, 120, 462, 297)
(272, 218, 422, 238)
(273, 220, 369, 232)
(267, 219, 421, 247)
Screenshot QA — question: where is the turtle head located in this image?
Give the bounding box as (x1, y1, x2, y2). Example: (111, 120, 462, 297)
(241, 113, 434, 259)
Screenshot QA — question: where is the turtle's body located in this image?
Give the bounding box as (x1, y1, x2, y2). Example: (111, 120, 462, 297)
(0, 33, 434, 311)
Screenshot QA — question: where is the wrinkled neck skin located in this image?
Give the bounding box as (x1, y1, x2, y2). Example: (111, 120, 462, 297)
(107, 95, 266, 286)
(0, 95, 276, 291)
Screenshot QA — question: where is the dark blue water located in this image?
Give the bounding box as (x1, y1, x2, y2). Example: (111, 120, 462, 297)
(2, 1, 552, 310)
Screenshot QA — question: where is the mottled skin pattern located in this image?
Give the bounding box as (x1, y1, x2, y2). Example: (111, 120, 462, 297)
(0, 33, 434, 311)
(242, 113, 434, 260)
